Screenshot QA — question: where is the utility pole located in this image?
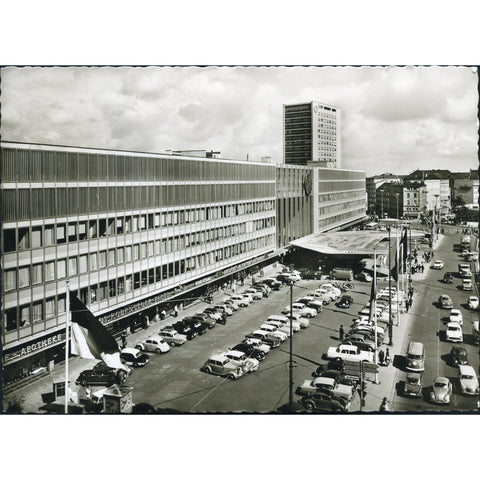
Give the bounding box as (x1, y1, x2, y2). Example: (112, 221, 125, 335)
(388, 226, 393, 346)
(288, 279, 294, 412)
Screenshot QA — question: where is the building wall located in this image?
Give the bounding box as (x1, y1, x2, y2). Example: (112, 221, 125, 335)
(1, 143, 277, 366)
(453, 178, 479, 205)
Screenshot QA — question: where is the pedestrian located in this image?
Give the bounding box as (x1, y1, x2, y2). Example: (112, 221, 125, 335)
(379, 397, 390, 412)
(408, 298, 413, 309)
(160, 309, 166, 321)
(378, 349, 385, 365)
(173, 304, 178, 317)
(339, 325, 344, 341)
(405, 300, 409, 313)
(120, 331, 127, 349)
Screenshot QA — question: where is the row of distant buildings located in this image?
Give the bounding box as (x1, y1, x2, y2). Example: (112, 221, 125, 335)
(367, 169, 479, 220)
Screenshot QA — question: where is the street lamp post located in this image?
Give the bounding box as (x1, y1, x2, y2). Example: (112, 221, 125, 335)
(388, 226, 393, 346)
(288, 280, 294, 412)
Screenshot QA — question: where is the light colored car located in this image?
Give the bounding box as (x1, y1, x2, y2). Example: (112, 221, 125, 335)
(120, 347, 150, 367)
(223, 299, 240, 311)
(202, 308, 223, 321)
(214, 304, 233, 316)
(321, 283, 342, 296)
(449, 309, 463, 326)
(468, 296, 479, 310)
(430, 377, 452, 404)
(438, 295, 454, 309)
(230, 294, 250, 307)
(223, 350, 259, 373)
(282, 302, 317, 318)
(157, 329, 187, 346)
(445, 323, 463, 342)
(135, 335, 170, 353)
(462, 279, 473, 291)
(244, 288, 263, 300)
(202, 354, 243, 379)
(258, 323, 288, 342)
(243, 337, 271, 355)
(246, 330, 282, 348)
(458, 365, 479, 395)
(327, 344, 374, 362)
(266, 315, 301, 332)
(265, 319, 293, 336)
(315, 288, 337, 301)
(295, 376, 354, 401)
(432, 260, 444, 269)
(404, 372, 423, 397)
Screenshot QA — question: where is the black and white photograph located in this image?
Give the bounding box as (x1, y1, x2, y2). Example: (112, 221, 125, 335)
(1, 65, 478, 416)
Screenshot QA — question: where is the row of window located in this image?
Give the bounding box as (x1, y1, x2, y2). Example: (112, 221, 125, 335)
(3, 234, 275, 332)
(2, 183, 276, 222)
(318, 208, 365, 229)
(1, 147, 274, 183)
(318, 198, 366, 216)
(3, 219, 275, 292)
(2, 200, 276, 252)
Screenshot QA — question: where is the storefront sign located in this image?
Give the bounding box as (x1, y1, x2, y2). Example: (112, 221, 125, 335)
(4, 332, 65, 364)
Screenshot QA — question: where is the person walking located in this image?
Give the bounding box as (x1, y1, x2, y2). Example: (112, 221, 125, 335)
(379, 397, 390, 412)
(120, 331, 127, 349)
(339, 325, 344, 341)
(378, 349, 385, 365)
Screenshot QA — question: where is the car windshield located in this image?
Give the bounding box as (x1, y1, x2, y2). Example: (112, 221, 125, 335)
(408, 377, 419, 384)
(448, 326, 459, 331)
(462, 375, 474, 380)
(434, 382, 446, 388)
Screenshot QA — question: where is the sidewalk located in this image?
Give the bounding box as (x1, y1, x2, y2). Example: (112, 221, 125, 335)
(2, 262, 281, 413)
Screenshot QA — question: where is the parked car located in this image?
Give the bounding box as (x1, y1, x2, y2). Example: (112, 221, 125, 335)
(223, 299, 240, 311)
(326, 344, 374, 362)
(403, 372, 423, 397)
(75, 361, 129, 387)
(450, 346, 468, 366)
(298, 391, 350, 412)
(245, 330, 281, 348)
(449, 309, 463, 325)
(266, 314, 301, 332)
(282, 302, 317, 318)
(230, 343, 265, 361)
(202, 354, 243, 379)
(458, 365, 479, 395)
(229, 294, 250, 307)
(170, 320, 197, 340)
(262, 278, 282, 290)
(355, 272, 372, 282)
(295, 376, 354, 401)
(315, 288, 338, 301)
(462, 279, 473, 291)
(203, 308, 226, 324)
(244, 288, 264, 300)
(135, 334, 171, 353)
(343, 339, 375, 353)
(191, 313, 216, 328)
(223, 350, 259, 373)
(258, 323, 288, 342)
(182, 317, 209, 335)
(430, 377, 452, 404)
(120, 347, 150, 367)
(214, 304, 233, 316)
(242, 337, 271, 355)
(252, 283, 271, 296)
(337, 295, 354, 309)
(265, 319, 293, 336)
(468, 296, 479, 310)
(157, 328, 187, 346)
(445, 323, 463, 343)
(438, 294, 454, 309)
(442, 272, 454, 284)
(432, 260, 445, 269)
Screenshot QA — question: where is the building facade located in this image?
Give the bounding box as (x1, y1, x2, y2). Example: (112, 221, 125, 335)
(1, 141, 365, 385)
(451, 170, 479, 207)
(283, 101, 341, 167)
(376, 183, 404, 219)
(366, 173, 402, 216)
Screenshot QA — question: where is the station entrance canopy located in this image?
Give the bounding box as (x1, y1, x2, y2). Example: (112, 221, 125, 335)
(290, 231, 390, 256)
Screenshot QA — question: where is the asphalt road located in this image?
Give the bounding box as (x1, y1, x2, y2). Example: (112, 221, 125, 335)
(126, 276, 373, 413)
(390, 232, 479, 412)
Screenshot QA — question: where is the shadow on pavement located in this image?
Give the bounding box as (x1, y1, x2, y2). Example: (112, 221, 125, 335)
(393, 354, 406, 371)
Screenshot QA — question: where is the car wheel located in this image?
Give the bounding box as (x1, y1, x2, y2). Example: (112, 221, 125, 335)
(204, 366, 212, 374)
(304, 400, 315, 410)
(227, 373, 236, 380)
(80, 380, 87, 387)
(155, 348, 161, 354)
(170, 342, 175, 347)
(333, 407, 343, 413)
(307, 313, 312, 318)
(118, 372, 126, 384)
(135, 344, 143, 351)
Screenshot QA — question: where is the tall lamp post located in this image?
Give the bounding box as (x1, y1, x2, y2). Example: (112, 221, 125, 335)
(388, 225, 393, 346)
(434, 194, 440, 242)
(288, 279, 294, 412)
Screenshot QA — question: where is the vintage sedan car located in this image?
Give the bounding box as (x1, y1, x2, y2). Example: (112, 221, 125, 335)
(327, 344, 374, 362)
(458, 365, 479, 395)
(202, 354, 243, 380)
(258, 323, 288, 342)
(229, 294, 250, 307)
(244, 288, 264, 300)
(191, 313, 216, 328)
(430, 377, 452, 404)
(170, 320, 197, 340)
(432, 260, 445, 269)
(183, 316, 210, 335)
(223, 350, 259, 373)
(450, 346, 468, 366)
(445, 323, 463, 343)
(245, 330, 281, 348)
(343, 339, 375, 353)
(403, 372, 423, 397)
(468, 296, 479, 310)
(312, 358, 345, 377)
(438, 294, 454, 309)
(449, 309, 463, 326)
(252, 283, 271, 296)
(295, 376, 354, 401)
(282, 302, 317, 318)
(265, 319, 295, 336)
(120, 347, 149, 367)
(213, 304, 233, 316)
(442, 272, 454, 284)
(135, 335, 170, 353)
(315, 288, 338, 301)
(75, 361, 130, 387)
(157, 328, 187, 346)
(266, 315, 301, 332)
(230, 343, 265, 361)
(462, 279, 473, 291)
(223, 299, 240, 311)
(242, 337, 271, 355)
(337, 295, 354, 308)
(262, 278, 282, 290)
(299, 391, 350, 412)
(355, 272, 372, 282)
(203, 308, 226, 324)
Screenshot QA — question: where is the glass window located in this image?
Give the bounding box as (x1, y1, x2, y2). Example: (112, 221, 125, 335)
(68, 223, 77, 242)
(125, 246, 132, 262)
(20, 305, 30, 326)
(148, 241, 154, 256)
(18, 227, 30, 250)
(31, 227, 42, 248)
(90, 253, 98, 270)
(5, 307, 17, 331)
(98, 250, 107, 268)
(57, 259, 66, 278)
(79, 255, 88, 274)
(140, 243, 147, 258)
(133, 244, 139, 260)
(58, 294, 66, 314)
(45, 297, 56, 319)
(56, 224, 66, 244)
(4, 269, 17, 291)
(44, 225, 55, 246)
(89, 220, 98, 238)
(19, 266, 30, 288)
(68, 257, 77, 276)
(32, 264, 43, 285)
(32, 301, 43, 324)
(108, 249, 115, 266)
(78, 222, 87, 240)
(45, 261, 55, 281)
(117, 247, 124, 264)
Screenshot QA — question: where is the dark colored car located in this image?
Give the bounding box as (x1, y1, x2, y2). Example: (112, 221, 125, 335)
(75, 361, 128, 387)
(183, 317, 209, 335)
(276, 273, 292, 284)
(443, 272, 454, 284)
(337, 295, 354, 308)
(450, 345, 468, 366)
(120, 348, 149, 367)
(301, 270, 323, 280)
(230, 343, 265, 361)
(171, 320, 197, 340)
(262, 278, 282, 290)
(298, 391, 349, 412)
(204, 307, 227, 325)
(191, 313, 216, 328)
(343, 339, 375, 352)
(312, 358, 345, 377)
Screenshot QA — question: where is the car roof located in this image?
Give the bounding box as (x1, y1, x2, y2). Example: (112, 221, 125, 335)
(209, 354, 228, 362)
(314, 377, 335, 386)
(226, 350, 244, 358)
(434, 376, 449, 384)
(147, 335, 165, 342)
(406, 372, 421, 379)
(459, 365, 476, 375)
(447, 322, 461, 328)
(121, 347, 140, 355)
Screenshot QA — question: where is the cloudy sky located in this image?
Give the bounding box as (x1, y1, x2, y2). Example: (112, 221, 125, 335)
(1, 66, 478, 176)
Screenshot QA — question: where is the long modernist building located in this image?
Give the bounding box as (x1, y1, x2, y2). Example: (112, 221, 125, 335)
(1, 141, 366, 385)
